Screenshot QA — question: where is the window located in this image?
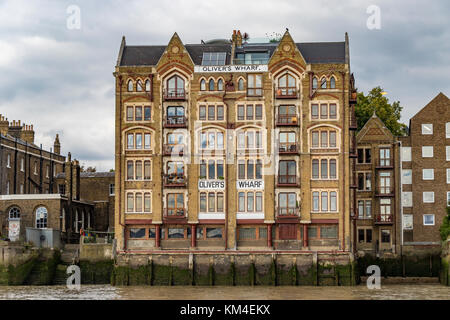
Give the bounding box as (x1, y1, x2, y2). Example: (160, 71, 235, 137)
(379, 172, 391, 194)
(199, 130, 224, 150)
(447, 191, 450, 205)
(423, 214, 435, 226)
(217, 79, 224, 91)
(109, 184, 115, 196)
(46, 165, 49, 178)
(166, 106, 185, 125)
(126, 132, 151, 150)
(59, 184, 66, 195)
(166, 193, 184, 216)
(247, 74, 262, 96)
(20, 158, 24, 172)
(379, 148, 391, 166)
(357, 148, 371, 164)
(358, 228, 373, 243)
(320, 77, 327, 89)
(320, 226, 337, 239)
(311, 104, 319, 119)
(199, 192, 224, 213)
(129, 228, 145, 239)
(199, 159, 224, 179)
(402, 169, 412, 184)
(6, 154, 11, 168)
(312, 158, 337, 180)
(381, 230, 391, 243)
(9, 207, 20, 220)
(358, 200, 372, 218)
(277, 73, 296, 96)
(35, 207, 48, 229)
(236, 130, 262, 150)
(136, 80, 143, 92)
(278, 193, 297, 215)
(278, 160, 296, 185)
(313, 103, 338, 120)
(277, 105, 296, 125)
(422, 169, 434, 180)
(422, 146, 433, 158)
(311, 190, 338, 212)
(238, 78, 244, 91)
(166, 75, 185, 97)
(237, 191, 263, 213)
(447, 146, 450, 161)
(127, 80, 133, 92)
(423, 192, 434, 203)
(402, 147, 411, 161)
(402, 192, 413, 207)
(199, 104, 225, 121)
(200, 79, 206, 91)
(237, 104, 263, 121)
(310, 128, 337, 149)
(446, 123, 450, 138)
(145, 79, 151, 92)
(447, 168, 450, 184)
(380, 199, 391, 221)
(209, 79, 215, 91)
(421, 124, 433, 135)
(201, 52, 227, 66)
(357, 172, 372, 191)
(6, 181, 9, 195)
(330, 76, 336, 89)
(237, 159, 262, 180)
(312, 77, 318, 90)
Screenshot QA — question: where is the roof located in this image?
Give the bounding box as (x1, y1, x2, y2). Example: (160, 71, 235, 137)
(56, 172, 115, 179)
(119, 41, 346, 66)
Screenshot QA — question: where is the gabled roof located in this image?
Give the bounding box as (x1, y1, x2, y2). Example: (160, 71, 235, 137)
(118, 41, 346, 66)
(411, 92, 450, 121)
(357, 112, 394, 143)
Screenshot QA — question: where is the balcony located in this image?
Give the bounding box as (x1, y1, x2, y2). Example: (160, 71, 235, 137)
(374, 214, 393, 225)
(376, 162, 394, 170)
(247, 88, 263, 97)
(163, 174, 187, 188)
(163, 144, 186, 157)
(278, 143, 300, 155)
(375, 191, 394, 197)
(163, 208, 187, 223)
(277, 175, 300, 187)
(349, 148, 358, 158)
(163, 88, 186, 101)
(349, 115, 357, 130)
(349, 90, 357, 105)
(275, 87, 298, 99)
(164, 116, 187, 128)
(276, 114, 299, 126)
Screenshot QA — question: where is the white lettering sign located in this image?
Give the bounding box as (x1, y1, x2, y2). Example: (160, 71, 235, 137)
(194, 65, 268, 73)
(236, 180, 264, 190)
(198, 180, 225, 190)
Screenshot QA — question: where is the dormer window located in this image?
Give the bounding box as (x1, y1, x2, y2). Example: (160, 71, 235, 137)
(330, 76, 336, 89)
(136, 80, 143, 92)
(209, 79, 215, 91)
(145, 79, 151, 92)
(200, 79, 206, 91)
(202, 52, 227, 66)
(217, 79, 224, 91)
(312, 77, 318, 90)
(127, 80, 133, 92)
(320, 77, 327, 89)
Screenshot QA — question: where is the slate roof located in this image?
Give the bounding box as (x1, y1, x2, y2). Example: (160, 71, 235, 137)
(55, 172, 115, 179)
(119, 41, 346, 66)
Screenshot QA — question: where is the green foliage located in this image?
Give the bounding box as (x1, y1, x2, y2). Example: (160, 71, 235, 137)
(440, 207, 450, 242)
(265, 32, 282, 43)
(356, 86, 408, 136)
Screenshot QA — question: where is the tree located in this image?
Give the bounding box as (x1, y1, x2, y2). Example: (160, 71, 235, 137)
(355, 86, 407, 136)
(440, 206, 450, 241)
(80, 165, 96, 173)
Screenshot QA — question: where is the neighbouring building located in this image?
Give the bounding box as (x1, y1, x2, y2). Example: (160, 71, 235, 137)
(398, 93, 450, 251)
(0, 115, 94, 243)
(354, 113, 401, 255)
(55, 171, 115, 232)
(113, 29, 358, 252)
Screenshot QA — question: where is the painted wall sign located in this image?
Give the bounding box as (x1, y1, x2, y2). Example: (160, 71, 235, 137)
(236, 180, 264, 190)
(194, 65, 268, 73)
(198, 180, 225, 190)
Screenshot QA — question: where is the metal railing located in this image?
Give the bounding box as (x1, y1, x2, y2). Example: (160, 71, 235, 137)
(164, 116, 187, 128)
(163, 88, 186, 100)
(276, 114, 298, 126)
(163, 174, 187, 187)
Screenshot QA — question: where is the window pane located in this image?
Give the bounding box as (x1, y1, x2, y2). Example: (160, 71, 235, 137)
(208, 105, 215, 120)
(144, 134, 151, 149)
(208, 193, 215, 212)
(199, 106, 206, 120)
(256, 192, 262, 212)
(255, 105, 263, 120)
(144, 161, 151, 180)
(127, 161, 134, 180)
(217, 105, 224, 120)
(135, 193, 142, 212)
(217, 193, 224, 212)
(130, 228, 145, 239)
(312, 160, 319, 179)
(200, 193, 207, 212)
(311, 104, 319, 119)
(135, 106, 142, 121)
(144, 193, 151, 212)
(135, 161, 142, 180)
(238, 192, 245, 212)
(127, 107, 133, 121)
(127, 134, 134, 149)
(321, 159, 328, 179)
(136, 133, 142, 149)
(247, 192, 254, 212)
(321, 192, 328, 211)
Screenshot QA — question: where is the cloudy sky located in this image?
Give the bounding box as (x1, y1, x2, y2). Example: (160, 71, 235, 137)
(0, 0, 449, 171)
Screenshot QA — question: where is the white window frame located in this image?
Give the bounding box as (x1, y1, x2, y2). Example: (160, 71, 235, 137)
(402, 192, 413, 207)
(446, 122, 450, 138)
(421, 123, 433, 135)
(422, 169, 434, 180)
(109, 184, 115, 196)
(423, 191, 435, 203)
(401, 147, 411, 162)
(447, 146, 450, 161)
(402, 169, 412, 184)
(447, 169, 450, 184)
(423, 214, 435, 226)
(422, 146, 433, 158)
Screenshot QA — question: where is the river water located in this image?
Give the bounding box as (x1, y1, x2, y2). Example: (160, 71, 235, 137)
(0, 284, 448, 300)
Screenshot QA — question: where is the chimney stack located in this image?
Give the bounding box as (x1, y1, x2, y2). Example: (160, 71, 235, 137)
(54, 134, 61, 155)
(0, 115, 9, 136)
(8, 120, 23, 139)
(20, 123, 35, 144)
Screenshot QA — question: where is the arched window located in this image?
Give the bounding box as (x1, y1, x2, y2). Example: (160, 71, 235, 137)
(136, 80, 143, 92)
(9, 207, 20, 220)
(217, 79, 224, 91)
(35, 206, 48, 229)
(167, 75, 185, 97)
(145, 79, 151, 92)
(209, 79, 215, 91)
(200, 79, 206, 91)
(320, 77, 327, 89)
(127, 80, 133, 92)
(238, 78, 244, 91)
(312, 77, 318, 90)
(277, 73, 296, 96)
(330, 76, 336, 89)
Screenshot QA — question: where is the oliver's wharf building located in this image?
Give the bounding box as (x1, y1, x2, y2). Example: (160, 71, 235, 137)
(113, 30, 358, 253)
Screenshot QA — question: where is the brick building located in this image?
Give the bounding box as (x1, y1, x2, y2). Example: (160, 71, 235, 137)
(354, 113, 401, 254)
(398, 93, 450, 249)
(113, 30, 358, 252)
(0, 115, 94, 242)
